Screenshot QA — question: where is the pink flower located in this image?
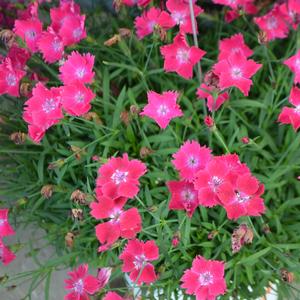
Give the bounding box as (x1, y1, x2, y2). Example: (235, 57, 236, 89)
(140, 91, 183, 129)
(213, 52, 262, 96)
(167, 180, 199, 217)
(0, 58, 26, 97)
(38, 28, 64, 63)
(61, 81, 95, 116)
(0, 209, 15, 237)
(7, 44, 31, 69)
(284, 49, 300, 84)
(289, 0, 300, 14)
(64, 264, 100, 300)
(160, 33, 206, 79)
(58, 14, 87, 46)
(17, 2, 39, 20)
(28, 125, 46, 144)
(219, 33, 253, 60)
(213, 0, 255, 11)
(279, 2, 300, 30)
(172, 140, 212, 181)
(97, 267, 112, 289)
(59, 51, 95, 85)
(166, 0, 203, 34)
(122, 0, 151, 7)
(194, 159, 231, 207)
(254, 5, 289, 41)
(103, 292, 125, 300)
(197, 84, 229, 112)
(0, 239, 16, 266)
(91, 196, 142, 252)
(23, 83, 63, 131)
(218, 173, 265, 220)
(134, 7, 173, 39)
(224, 10, 240, 23)
(278, 86, 300, 131)
(96, 154, 147, 199)
(14, 19, 43, 52)
(181, 255, 226, 300)
(119, 239, 159, 285)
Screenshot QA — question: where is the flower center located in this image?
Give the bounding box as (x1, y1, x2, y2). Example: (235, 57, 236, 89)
(267, 16, 278, 30)
(209, 176, 223, 192)
(172, 12, 185, 25)
(157, 104, 170, 116)
(0, 219, 4, 226)
(181, 189, 195, 202)
(52, 39, 62, 52)
(6, 73, 17, 86)
(25, 29, 37, 40)
(231, 67, 243, 79)
(134, 254, 146, 269)
(110, 209, 122, 223)
(111, 169, 128, 185)
(42, 98, 57, 113)
(148, 21, 157, 30)
(187, 156, 199, 168)
(199, 271, 213, 286)
(73, 28, 83, 39)
(176, 48, 190, 64)
(235, 191, 250, 203)
(73, 279, 84, 294)
(76, 68, 86, 78)
(75, 91, 85, 103)
(296, 59, 300, 69)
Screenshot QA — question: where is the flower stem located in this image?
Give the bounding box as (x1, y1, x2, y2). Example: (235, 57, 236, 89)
(213, 127, 230, 153)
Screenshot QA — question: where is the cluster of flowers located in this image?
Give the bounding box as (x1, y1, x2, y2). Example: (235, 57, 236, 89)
(0, 1, 95, 143)
(169, 140, 266, 220)
(0, 209, 16, 266)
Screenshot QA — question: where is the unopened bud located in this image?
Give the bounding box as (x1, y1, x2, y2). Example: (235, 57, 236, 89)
(130, 105, 140, 116)
(241, 136, 250, 144)
(204, 116, 214, 128)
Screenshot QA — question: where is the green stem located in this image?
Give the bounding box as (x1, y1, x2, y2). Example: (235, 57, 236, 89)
(213, 128, 230, 153)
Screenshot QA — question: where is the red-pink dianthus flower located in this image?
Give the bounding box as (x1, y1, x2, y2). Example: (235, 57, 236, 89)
(0, 209, 15, 237)
(119, 239, 159, 285)
(140, 91, 183, 129)
(172, 140, 212, 182)
(64, 264, 100, 300)
(0, 238, 16, 266)
(167, 180, 199, 217)
(61, 81, 95, 116)
(160, 33, 206, 79)
(103, 292, 125, 300)
(96, 154, 147, 199)
(213, 51, 262, 96)
(181, 255, 226, 300)
(59, 51, 95, 85)
(284, 49, 300, 84)
(278, 86, 300, 131)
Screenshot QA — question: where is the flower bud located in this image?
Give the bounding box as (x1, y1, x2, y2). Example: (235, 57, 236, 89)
(70, 190, 87, 205)
(130, 105, 140, 116)
(241, 136, 249, 144)
(204, 116, 214, 128)
(10, 132, 26, 145)
(0, 30, 15, 48)
(104, 34, 121, 47)
(82, 112, 102, 125)
(20, 82, 32, 97)
(65, 232, 75, 248)
(139, 147, 153, 159)
(71, 208, 83, 221)
(97, 267, 112, 289)
(120, 111, 131, 126)
(258, 31, 268, 45)
(41, 185, 54, 199)
(119, 28, 131, 38)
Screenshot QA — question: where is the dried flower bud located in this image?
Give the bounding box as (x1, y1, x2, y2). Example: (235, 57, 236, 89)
(70, 190, 87, 205)
(41, 185, 54, 199)
(204, 70, 220, 89)
(280, 269, 294, 283)
(92, 155, 100, 162)
(0, 116, 6, 124)
(48, 159, 65, 170)
(130, 105, 140, 116)
(139, 147, 153, 159)
(231, 224, 253, 254)
(258, 31, 268, 45)
(241, 136, 249, 144)
(113, 0, 123, 12)
(10, 132, 26, 145)
(70, 145, 85, 160)
(120, 110, 131, 126)
(20, 82, 32, 97)
(0, 30, 15, 48)
(204, 116, 214, 128)
(71, 208, 83, 221)
(104, 34, 121, 47)
(82, 112, 102, 125)
(119, 28, 131, 38)
(207, 230, 218, 240)
(65, 232, 75, 248)
(97, 267, 112, 289)
(262, 224, 271, 234)
(153, 25, 167, 41)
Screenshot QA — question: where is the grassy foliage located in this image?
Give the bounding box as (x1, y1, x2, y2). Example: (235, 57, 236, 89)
(1, 3, 300, 299)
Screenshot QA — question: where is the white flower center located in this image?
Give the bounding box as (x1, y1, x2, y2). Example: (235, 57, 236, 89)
(176, 48, 190, 64)
(75, 91, 85, 103)
(235, 191, 250, 203)
(267, 16, 278, 30)
(52, 39, 62, 52)
(6, 74, 17, 86)
(231, 67, 243, 79)
(111, 169, 128, 185)
(199, 271, 213, 286)
(73, 28, 83, 39)
(73, 279, 84, 294)
(187, 156, 199, 168)
(0, 219, 4, 226)
(110, 209, 122, 223)
(42, 98, 57, 113)
(294, 105, 300, 114)
(148, 21, 157, 30)
(25, 29, 37, 40)
(181, 189, 195, 202)
(134, 254, 146, 269)
(295, 59, 300, 69)
(208, 176, 223, 192)
(172, 12, 186, 25)
(76, 68, 86, 78)
(157, 104, 170, 116)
